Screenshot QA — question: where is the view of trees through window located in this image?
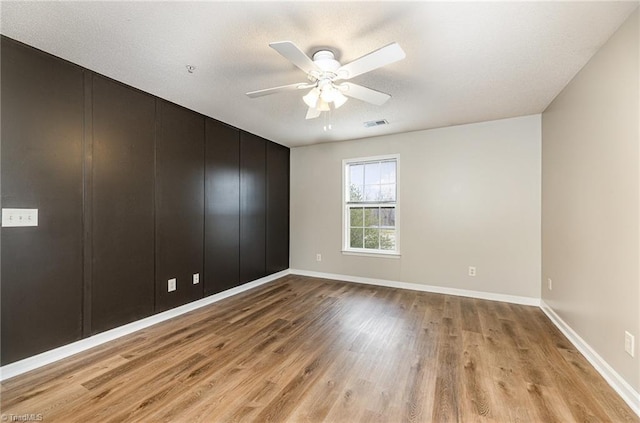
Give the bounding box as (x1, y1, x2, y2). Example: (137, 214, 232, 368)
(345, 158, 397, 252)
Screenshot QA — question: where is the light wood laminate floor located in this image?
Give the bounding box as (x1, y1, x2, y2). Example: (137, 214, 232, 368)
(1, 275, 638, 422)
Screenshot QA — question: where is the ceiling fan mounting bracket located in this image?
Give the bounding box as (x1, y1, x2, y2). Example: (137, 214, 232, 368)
(312, 50, 335, 61)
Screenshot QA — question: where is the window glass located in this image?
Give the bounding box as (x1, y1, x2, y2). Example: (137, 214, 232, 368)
(364, 162, 381, 185)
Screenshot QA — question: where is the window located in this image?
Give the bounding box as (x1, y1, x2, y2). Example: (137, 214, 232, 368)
(343, 155, 399, 255)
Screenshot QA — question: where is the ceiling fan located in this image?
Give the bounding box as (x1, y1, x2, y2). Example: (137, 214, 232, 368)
(246, 41, 406, 119)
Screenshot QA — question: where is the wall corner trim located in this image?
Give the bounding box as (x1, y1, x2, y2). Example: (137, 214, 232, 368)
(0, 269, 290, 382)
(289, 269, 541, 306)
(540, 300, 640, 417)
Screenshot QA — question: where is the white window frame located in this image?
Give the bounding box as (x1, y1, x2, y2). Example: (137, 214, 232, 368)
(342, 154, 400, 257)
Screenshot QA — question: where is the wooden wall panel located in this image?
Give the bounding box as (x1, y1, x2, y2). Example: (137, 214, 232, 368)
(266, 142, 290, 274)
(239, 132, 267, 284)
(0, 36, 291, 364)
(0, 38, 84, 364)
(204, 119, 240, 295)
(155, 101, 205, 312)
(91, 75, 155, 334)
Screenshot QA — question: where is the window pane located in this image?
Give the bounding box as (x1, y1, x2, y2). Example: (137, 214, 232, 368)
(349, 164, 364, 186)
(364, 162, 381, 185)
(349, 164, 364, 201)
(350, 207, 364, 227)
(364, 208, 379, 227)
(349, 184, 364, 202)
(350, 228, 364, 248)
(364, 228, 379, 249)
(380, 184, 396, 201)
(380, 161, 396, 184)
(364, 185, 381, 202)
(380, 229, 396, 250)
(380, 207, 395, 227)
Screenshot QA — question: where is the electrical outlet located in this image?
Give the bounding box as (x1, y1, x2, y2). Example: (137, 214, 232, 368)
(468, 266, 476, 277)
(193, 273, 199, 284)
(316, 253, 322, 262)
(168, 278, 177, 292)
(625, 331, 635, 357)
(548, 278, 553, 290)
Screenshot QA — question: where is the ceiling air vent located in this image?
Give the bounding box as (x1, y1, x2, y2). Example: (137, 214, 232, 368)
(364, 119, 389, 128)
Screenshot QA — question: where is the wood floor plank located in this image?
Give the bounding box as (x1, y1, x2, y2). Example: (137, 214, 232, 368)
(557, 347, 639, 422)
(1, 275, 637, 423)
(479, 303, 538, 423)
(459, 330, 497, 422)
(287, 351, 360, 423)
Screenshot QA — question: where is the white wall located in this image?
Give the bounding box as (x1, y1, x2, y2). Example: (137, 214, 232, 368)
(542, 9, 639, 393)
(291, 115, 541, 299)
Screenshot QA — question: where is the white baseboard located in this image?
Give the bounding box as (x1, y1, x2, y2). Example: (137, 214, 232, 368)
(0, 269, 290, 381)
(289, 269, 540, 306)
(540, 300, 640, 417)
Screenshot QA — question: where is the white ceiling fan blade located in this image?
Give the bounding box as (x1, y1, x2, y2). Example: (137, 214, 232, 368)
(305, 107, 321, 120)
(336, 42, 406, 80)
(340, 83, 391, 106)
(246, 83, 312, 98)
(269, 41, 318, 74)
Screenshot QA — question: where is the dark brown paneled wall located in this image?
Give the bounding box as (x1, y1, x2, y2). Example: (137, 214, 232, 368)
(0, 37, 290, 365)
(155, 101, 205, 312)
(0, 37, 85, 364)
(205, 119, 240, 295)
(91, 75, 156, 334)
(240, 132, 267, 284)
(266, 142, 290, 274)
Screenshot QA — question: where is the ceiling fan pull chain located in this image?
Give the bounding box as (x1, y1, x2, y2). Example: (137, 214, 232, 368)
(323, 110, 327, 131)
(323, 109, 334, 132)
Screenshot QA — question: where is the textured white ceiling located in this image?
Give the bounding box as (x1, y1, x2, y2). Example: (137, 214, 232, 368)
(1, 1, 637, 147)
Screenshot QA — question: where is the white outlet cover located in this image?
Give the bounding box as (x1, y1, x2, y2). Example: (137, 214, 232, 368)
(168, 278, 177, 292)
(193, 273, 199, 284)
(625, 331, 635, 357)
(468, 266, 476, 276)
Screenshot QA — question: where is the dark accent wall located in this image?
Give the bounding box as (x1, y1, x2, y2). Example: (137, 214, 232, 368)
(0, 37, 84, 364)
(204, 119, 240, 295)
(0, 36, 290, 365)
(91, 75, 156, 333)
(155, 101, 205, 312)
(240, 132, 267, 284)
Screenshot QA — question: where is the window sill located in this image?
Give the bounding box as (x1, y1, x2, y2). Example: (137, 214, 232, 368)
(341, 250, 401, 259)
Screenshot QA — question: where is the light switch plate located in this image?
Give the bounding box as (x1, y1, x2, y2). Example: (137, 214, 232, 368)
(2, 208, 38, 227)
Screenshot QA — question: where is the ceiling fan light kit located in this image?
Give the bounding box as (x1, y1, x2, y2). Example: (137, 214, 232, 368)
(302, 87, 320, 108)
(317, 98, 331, 112)
(246, 41, 406, 120)
(330, 90, 348, 108)
(303, 82, 348, 110)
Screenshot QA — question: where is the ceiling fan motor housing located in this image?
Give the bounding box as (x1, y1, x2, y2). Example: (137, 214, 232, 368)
(312, 50, 340, 72)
